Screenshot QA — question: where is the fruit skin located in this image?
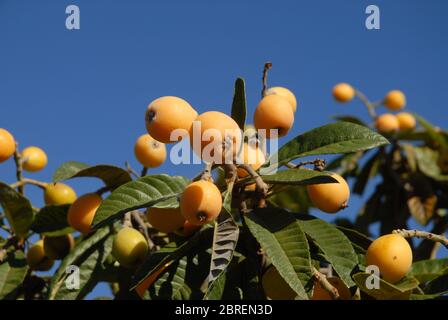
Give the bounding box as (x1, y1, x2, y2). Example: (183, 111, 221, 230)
(366, 234, 413, 284)
(26, 240, 54, 271)
(21, 146, 48, 172)
(146, 207, 185, 233)
(112, 227, 148, 269)
(396, 112, 416, 131)
(254, 95, 294, 139)
(312, 277, 351, 300)
(180, 180, 222, 226)
(375, 114, 400, 133)
(265, 87, 297, 112)
(174, 220, 201, 237)
(67, 193, 102, 234)
(0, 128, 15, 163)
(262, 266, 297, 300)
(44, 183, 77, 205)
(333, 83, 355, 102)
(134, 134, 167, 168)
(384, 90, 406, 110)
(306, 173, 350, 213)
(145, 96, 198, 144)
(237, 143, 266, 190)
(43, 234, 75, 260)
(189, 111, 242, 163)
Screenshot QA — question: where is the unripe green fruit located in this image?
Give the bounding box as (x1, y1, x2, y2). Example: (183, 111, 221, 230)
(112, 227, 149, 269)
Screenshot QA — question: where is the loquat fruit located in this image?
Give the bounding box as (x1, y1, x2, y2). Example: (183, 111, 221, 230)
(384, 90, 406, 111)
(112, 227, 148, 269)
(43, 234, 75, 260)
(262, 266, 297, 300)
(146, 207, 185, 234)
(134, 134, 167, 168)
(332, 83, 355, 103)
(44, 183, 77, 206)
(375, 114, 400, 133)
(0, 128, 15, 163)
(26, 240, 54, 271)
(254, 95, 294, 139)
(265, 87, 297, 112)
(306, 173, 350, 213)
(67, 193, 102, 234)
(21, 146, 48, 172)
(396, 112, 416, 131)
(312, 277, 351, 300)
(174, 220, 201, 237)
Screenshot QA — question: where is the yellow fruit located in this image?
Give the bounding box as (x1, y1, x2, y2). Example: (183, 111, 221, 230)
(43, 234, 75, 260)
(189, 111, 242, 163)
(112, 227, 148, 269)
(312, 277, 351, 300)
(67, 193, 102, 234)
(0, 128, 15, 163)
(396, 112, 416, 131)
(44, 183, 77, 205)
(180, 180, 222, 226)
(306, 173, 350, 213)
(134, 134, 167, 168)
(21, 146, 48, 172)
(384, 90, 406, 110)
(254, 95, 294, 139)
(366, 234, 413, 284)
(146, 207, 185, 233)
(265, 87, 297, 112)
(26, 240, 54, 271)
(333, 83, 355, 103)
(237, 143, 266, 190)
(145, 96, 198, 144)
(174, 220, 201, 237)
(375, 114, 400, 133)
(262, 266, 297, 300)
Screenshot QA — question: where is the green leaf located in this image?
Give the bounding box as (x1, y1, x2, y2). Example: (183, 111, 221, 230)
(204, 209, 239, 295)
(53, 235, 114, 299)
(297, 215, 358, 287)
(267, 185, 311, 213)
(47, 225, 112, 299)
(131, 227, 214, 290)
(410, 291, 448, 300)
(261, 169, 336, 185)
(353, 273, 419, 300)
(410, 258, 448, 283)
(204, 270, 227, 300)
(333, 115, 368, 127)
(263, 122, 389, 171)
(412, 146, 448, 181)
(0, 250, 28, 299)
(244, 208, 313, 299)
(53, 161, 132, 187)
(424, 273, 448, 294)
(336, 226, 372, 252)
(325, 152, 363, 175)
(353, 150, 381, 195)
(93, 175, 189, 228)
(0, 182, 34, 237)
(30, 205, 71, 234)
(414, 113, 448, 150)
(231, 78, 247, 130)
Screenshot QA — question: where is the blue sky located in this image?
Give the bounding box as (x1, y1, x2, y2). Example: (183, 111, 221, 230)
(1, 0, 447, 299)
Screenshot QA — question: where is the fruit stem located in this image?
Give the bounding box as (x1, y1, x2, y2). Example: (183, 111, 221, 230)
(354, 89, 377, 120)
(261, 62, 272, 98)
(312, 267, 341, 300)
(124, 161, 139, 179)
(9, 178, 46, 190)
(141, 166, 148, 177)
(393, 229, 448, 248)
(193, 162, 214, 182)
(12, 141, 24, 195)
(237, 164, 268, 203)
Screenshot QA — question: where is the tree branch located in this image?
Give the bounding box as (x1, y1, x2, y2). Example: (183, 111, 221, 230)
(312, 267, 340, 300)
(13, 142, 24, 195)
(393, 229, 448, 248)
(10, 178, 47, 190)
(261, 62, 272, 98)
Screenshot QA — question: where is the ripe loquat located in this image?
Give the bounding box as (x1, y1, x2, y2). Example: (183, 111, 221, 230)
(396, 112, 416, 131)
(180, 180, 222, 226)
(384, 90, 406, 111)
(237, 143, 266, 190)
(26, 240, 54, 271)
(44, 183, 77, 206)
(134, 134, 167, 168)
(146, 207, 185, 234)
(265, 87, 297, 112)
(306, 173, 350, 213)
(254, 95, 294, 139)
(67, 193, 102, 234)
(0, 128, 15, 163)
(262, 266, 297, 300)
(332, 83, 355, 103)
(375, 114, 400, 133)
(21, 146, 48, 172)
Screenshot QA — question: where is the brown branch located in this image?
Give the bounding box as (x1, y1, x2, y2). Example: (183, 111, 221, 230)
(261, 62, 272, 98)
(10, 178, 47, 190)
(124, 161, 139, 179)
(312, 267, 340, 300)
(393, 229, 448, 248)
(237, 164, 268, 208)
(193, 162, 214, 182)
(13, 142, 24, 195)
(355, 89, 377, 120)
(130, 211, 154, 250)
(286, 159, 326, 171)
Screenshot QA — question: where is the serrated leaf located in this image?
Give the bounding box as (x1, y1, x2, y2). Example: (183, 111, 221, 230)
(409, 258, 448, 283)
(353, 273, 419, 300)
(261, 169, 336, 185)
(31, 205, 70, 234)
(0, 182, 34, 237)
(53, 161, 132, 187)
(297, 215, 358, 287)
(48, 225, 112, 299)
(263, 122, 389, 172)
(93, 175, 189, 228)
(0, 250, 28, 299)
(53, 235, 114, 300)
(333, 115, 368, 127)
(231, 78, 246, 130)
(244, 208, 313, 299)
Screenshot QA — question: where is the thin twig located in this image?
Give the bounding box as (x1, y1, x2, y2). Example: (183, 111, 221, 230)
(355, 89, 377, 120)
(10, 178, 47, 190)
(122, 212, 132, 228)
(124, 161, 139, 179)
(130, 211, 154, 250)
(286, 159, 326, 171)
(13, 142, 24, 195)
(193, 162, 214, 182)
(312, 267, 340, 300)
(393, 229, 448, 248)
(237, 164, 268, 208)
(261, 62, 272, 98)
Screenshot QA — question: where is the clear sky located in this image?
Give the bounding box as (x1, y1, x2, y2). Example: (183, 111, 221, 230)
(1, 0, 447, 299)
